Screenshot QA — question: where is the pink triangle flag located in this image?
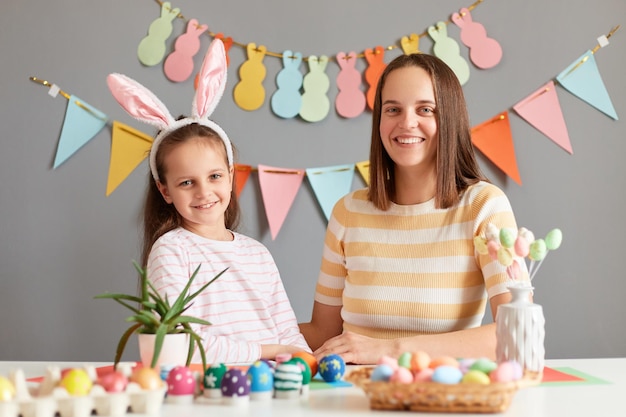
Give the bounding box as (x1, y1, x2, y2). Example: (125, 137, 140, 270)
(556, 50, 618, 120)
(513, 81, 573, 154)
(257, 164, 305, 240)
(54, 95, 108, 168)
(305, 164, 354, 221)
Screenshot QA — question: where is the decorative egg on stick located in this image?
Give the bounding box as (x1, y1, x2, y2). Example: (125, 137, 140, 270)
(475, 224, 563, 283)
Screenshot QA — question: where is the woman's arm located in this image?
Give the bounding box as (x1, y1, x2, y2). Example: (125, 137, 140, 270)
(310, 293, 512, 364)
(299, 301, 344, 351)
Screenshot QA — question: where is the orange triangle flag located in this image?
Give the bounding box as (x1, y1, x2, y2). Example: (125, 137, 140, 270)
(234, 164, 252, 197)
(355, 160, 370, 185)
(471, 112, 522, 185)
(513, 81, 572, 154)
(106, 121, 153, 196)
(257, 164, 305, 240)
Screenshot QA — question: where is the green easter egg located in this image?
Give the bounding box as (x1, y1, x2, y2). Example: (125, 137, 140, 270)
(397, 352, 412, 369)
(545, 229, 563, 250)
(499, 228, 517, 248)
(529, 239, 547, 261)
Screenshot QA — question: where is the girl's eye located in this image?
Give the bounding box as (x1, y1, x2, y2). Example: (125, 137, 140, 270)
(384, 107, 399, 114)
(179, 180, 192, 186)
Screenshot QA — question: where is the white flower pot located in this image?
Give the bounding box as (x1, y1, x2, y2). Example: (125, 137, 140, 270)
(138, 333, 190, 369)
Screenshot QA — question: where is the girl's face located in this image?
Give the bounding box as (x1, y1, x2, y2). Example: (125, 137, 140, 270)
(379, 66, 438, 174)
(157, 136, 233, 240)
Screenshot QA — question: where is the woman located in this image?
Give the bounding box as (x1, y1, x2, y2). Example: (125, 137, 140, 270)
(299, 53, 526, 364)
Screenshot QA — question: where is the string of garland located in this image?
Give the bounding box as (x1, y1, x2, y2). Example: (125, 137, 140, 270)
(152, 0, 486, 62)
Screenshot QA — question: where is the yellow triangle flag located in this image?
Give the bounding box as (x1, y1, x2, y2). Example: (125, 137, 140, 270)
(106, 121, 154, 196)
(355, 160, 370, 185)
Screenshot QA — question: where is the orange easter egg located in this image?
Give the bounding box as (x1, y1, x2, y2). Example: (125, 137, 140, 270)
(410, 351, 431, 372)
(428, 356, 459, 369)
(130, 367, 164, 390)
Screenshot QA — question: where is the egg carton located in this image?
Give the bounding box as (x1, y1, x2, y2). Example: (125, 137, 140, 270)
(0, 365, 166, 417)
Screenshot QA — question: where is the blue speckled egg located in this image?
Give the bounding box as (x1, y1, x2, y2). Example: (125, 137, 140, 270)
(247, 360, 274, 393)
(318, 354, 346, 382)
(370, 364, 394, 382)
(432, 366, 463, 384)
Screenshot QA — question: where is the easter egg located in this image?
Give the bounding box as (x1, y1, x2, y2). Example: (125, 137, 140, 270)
(518, 227, 535, 243)
(0, 376, 15, 401)
(462, 369, 491, 385)
(221, 368, 251, 402)
(514, 236, 530, 257)
(370, 364, 394, 382)
(428, 356, 458, 369)
(247, 360, 274, 399)
(397, 352, 412, 369)
(130, 367, 164, 390)
(203, 363, 227, 391)
(389, 367, 413, 384)
(410, 351, 431, 372)
(487, 240, 500, 260)
(288, 357, 312, 385)
(497, 247, 513, 266)
(474, 236, 489, 255)
(291, 351, 318, 377)
(485, 223, 499, 241)
(273, 362, 302, 399)
(377, 355, 399, 370)
(499, 227, 517, 248)
(469, 357, 498, 374)
(318, 354, 346, 382)
(545, 228, 563, 250)
(431, 366, 463, 384)
(60, 368, 93, 396)
(97, 370, 128, 393)
(413, 367, 434, 382)
(166, 366, 196, 397)
(529, 239, 547, 261)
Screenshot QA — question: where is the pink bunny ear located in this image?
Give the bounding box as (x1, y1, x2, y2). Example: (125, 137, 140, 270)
(106, 73, 175, 130)
(193, 39, 227, 119)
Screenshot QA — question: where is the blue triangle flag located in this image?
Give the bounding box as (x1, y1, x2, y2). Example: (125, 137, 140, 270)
(306, 164, 355, 221)
(53, 95, 108, 168)
(556, 51, 618, 120)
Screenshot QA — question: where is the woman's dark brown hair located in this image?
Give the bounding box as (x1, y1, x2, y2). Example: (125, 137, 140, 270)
(140, 123, 240, 267)
(368, 53, 487, 210)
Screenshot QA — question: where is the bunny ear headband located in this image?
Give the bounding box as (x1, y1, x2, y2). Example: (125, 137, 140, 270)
(106, 39, 233, 182)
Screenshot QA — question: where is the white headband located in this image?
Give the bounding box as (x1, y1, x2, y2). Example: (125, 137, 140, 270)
(106, 39, 233, 182)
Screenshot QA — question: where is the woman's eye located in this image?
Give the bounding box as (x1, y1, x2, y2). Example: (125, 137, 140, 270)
(210, 173, 222, 180)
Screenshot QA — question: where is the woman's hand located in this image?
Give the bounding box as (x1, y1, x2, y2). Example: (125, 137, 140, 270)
(313, 331, 396, 365)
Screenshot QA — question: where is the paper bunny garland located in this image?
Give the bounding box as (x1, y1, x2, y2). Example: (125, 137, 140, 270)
(107, 39, 233, 182)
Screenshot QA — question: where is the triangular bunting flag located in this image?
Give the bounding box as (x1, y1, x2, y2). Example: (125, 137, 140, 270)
(106, 121, 153, 196)
(355, 160, 370, 185)
(53, 95, 108, 168)
(471, 112, 522, 185)
(257, 164, 305, 240)
(305, 164, 354, 221)
(234, 164, 252, 198)
(513, 81, 573, 154)
(556, 50, 618, 120)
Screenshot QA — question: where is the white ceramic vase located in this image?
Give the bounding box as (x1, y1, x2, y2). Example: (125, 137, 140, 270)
(495, 284, 545, 373)
(138, 333, 190, 369)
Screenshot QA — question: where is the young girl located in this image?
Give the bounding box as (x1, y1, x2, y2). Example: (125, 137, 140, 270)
(107, 39, 310, 364)
(300, 53, 528, 364)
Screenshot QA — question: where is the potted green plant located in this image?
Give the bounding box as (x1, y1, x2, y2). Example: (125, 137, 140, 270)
(95, 261, 226, 371)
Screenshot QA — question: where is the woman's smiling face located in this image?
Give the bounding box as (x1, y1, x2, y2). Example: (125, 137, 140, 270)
(379, 65, 438, 173)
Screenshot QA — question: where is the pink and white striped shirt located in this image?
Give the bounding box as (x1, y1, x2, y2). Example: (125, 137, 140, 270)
(147, 228, 310, 364)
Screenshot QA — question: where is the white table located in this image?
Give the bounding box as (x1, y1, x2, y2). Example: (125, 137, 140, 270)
(1, 358, 624, 417)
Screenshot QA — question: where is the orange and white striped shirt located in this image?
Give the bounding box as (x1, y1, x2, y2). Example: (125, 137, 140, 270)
(314, 181, 524, 339)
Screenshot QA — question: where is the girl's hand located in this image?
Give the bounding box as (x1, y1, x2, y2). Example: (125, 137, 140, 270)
(313, 331, 395, 365)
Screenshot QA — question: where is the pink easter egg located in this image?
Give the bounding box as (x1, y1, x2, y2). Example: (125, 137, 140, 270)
(166, 366, 196, 396)
(514, 236, 530, 257)
(389, 367, 413, 384)
(377, 355, 399, 370)
(506, 260, 521, 281)
(97, 370, 128, 393)
(487, 240, 500, 260)
(413, 368, 434, 382)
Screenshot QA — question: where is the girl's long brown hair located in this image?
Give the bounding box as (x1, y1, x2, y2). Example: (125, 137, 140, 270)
(368, 53, 487, 210)
(140, 123, 240, 267)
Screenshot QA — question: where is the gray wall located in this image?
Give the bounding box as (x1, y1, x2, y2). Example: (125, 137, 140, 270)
(1, 0, 624, 362)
